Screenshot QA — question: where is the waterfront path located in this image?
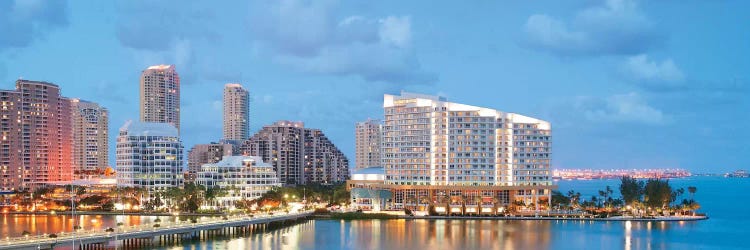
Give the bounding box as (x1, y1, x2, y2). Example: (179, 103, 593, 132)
(0, 211, 312, 250)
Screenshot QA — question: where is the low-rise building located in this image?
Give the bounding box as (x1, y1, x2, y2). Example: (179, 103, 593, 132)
(196, 156, 281, 209)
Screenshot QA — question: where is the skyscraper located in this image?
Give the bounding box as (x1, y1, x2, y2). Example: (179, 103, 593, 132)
(240, 121, 349, 185)
(71, 99, 109, 180)
(0, 80, 73, 191)
(116, 121, 184, 191)
(223, 83, 249, 142)
(140, 65, 180, 132)
(355, 119, 382, 169)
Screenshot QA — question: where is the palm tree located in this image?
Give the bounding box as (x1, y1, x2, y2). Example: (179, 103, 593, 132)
(405, 195, 417, 210)
(472, 196, 482, 216)
(687, 186, 697, 201)
(492, 197, 501, 216)
(418, 196, 430, 211)
(437, 195, 450, 216)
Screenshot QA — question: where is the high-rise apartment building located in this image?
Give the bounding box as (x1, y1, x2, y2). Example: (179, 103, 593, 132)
(187, 143, 234, 181)
(240, 121, 349, 185)
(140, 65, 180, 132)
(116, 121, 184, 191)
(71, 99, 108, 180)
(355, 119, 382, 169)
(223, 83, 249, 142)
(0, 80, 73, 191)
(348, 92, 553, 213)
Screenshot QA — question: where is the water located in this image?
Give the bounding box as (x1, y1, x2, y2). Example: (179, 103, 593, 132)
(1, 177, 747, 249)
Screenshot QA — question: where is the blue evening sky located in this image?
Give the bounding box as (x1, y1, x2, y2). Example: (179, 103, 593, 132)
(1, 0, 747, 172)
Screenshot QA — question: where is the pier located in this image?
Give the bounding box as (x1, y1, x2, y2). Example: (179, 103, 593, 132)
(0, 211, 312, 250)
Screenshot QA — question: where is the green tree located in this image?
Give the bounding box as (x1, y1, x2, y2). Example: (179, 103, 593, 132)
(643, 178, 673, 209)
(551, 191, 570, 209)
(619, 177, 644, 205)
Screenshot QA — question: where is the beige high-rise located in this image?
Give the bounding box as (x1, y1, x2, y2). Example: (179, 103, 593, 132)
(355, 119, 382, 169)
(223, 83, 249, 142)
(71, 99, 109, 180)
(140, 65, 180, 132)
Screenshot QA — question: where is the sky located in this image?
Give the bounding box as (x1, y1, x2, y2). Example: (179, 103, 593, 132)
(0, 0, 748, 173)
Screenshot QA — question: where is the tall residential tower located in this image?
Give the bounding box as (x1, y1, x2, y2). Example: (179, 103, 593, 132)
(0, 80, 73, 191)
(240, 121, 349, 185)
(223, 83, 249, 142)
(140, 65, 180, 132)
(71, 99, 109, 179)
(355, 119, 382, 169)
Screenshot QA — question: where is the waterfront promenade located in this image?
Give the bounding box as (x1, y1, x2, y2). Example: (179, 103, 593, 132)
(0, 211, 312, 250)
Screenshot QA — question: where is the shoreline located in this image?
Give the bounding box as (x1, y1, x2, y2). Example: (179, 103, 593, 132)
(6, 211, 708, 222)
(6, 211, 222, 216)
(315, 213, 708, 222)
(397, 215, 708, 222)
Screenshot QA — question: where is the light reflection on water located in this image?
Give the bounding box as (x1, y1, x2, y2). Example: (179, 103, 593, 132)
(0, 177, 746, 249)
(0, 214, 732, 250)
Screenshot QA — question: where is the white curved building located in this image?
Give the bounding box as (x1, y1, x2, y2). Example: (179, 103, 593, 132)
(196, 156, 281, 209)
(116, 121, 184, 192)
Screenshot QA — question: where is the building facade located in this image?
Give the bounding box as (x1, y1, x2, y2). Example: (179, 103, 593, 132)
(240, 121, 349, 185)
(0, 80, 74, 191)
(223, 83, 249, 142)
(348, 92, 554, 214)
(196, 156, 281, 209)
(186, 143, 234, 181)
(355, 119, 382, 169)
(71, 99, 109, 180)
(116, 121, 184, 192)
(140, 65, 180, 132)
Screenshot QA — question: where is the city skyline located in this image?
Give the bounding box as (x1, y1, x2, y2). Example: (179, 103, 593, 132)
(0, 1, 748, 172)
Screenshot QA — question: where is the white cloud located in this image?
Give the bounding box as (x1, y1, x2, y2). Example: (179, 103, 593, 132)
(523, 0, 659, 56)
(248, 0, 435, 85)
(577, 92, 668, 125)
(379, 16, 411, 48)
(620, 54, 684, 89)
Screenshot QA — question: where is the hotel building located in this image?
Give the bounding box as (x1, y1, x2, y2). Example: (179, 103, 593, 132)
(71, 99, 109, 180)
(240, 121, 349, 185)
(223, 83, 250, 143)
(355, 119, 382, 169)
(196, 156, 281, 209)
(348, 92, 554, 214)
(0, 80, 74, 191)
(116, 121, 184, 191)
(187, 143, 234, 181)
(140, 65, 180, 132)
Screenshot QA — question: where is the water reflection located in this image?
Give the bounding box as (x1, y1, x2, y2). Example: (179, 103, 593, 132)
(0, 215, 716, 250)
(0, 214, 169, 237)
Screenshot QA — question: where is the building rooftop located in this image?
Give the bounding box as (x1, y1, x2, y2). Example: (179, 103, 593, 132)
(210, 156, 269, 168)
(119, 120, 178, 137)
(225, 83, 244, 88)
(16, 79, 59, 88)
(145, 64, 175, 71)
